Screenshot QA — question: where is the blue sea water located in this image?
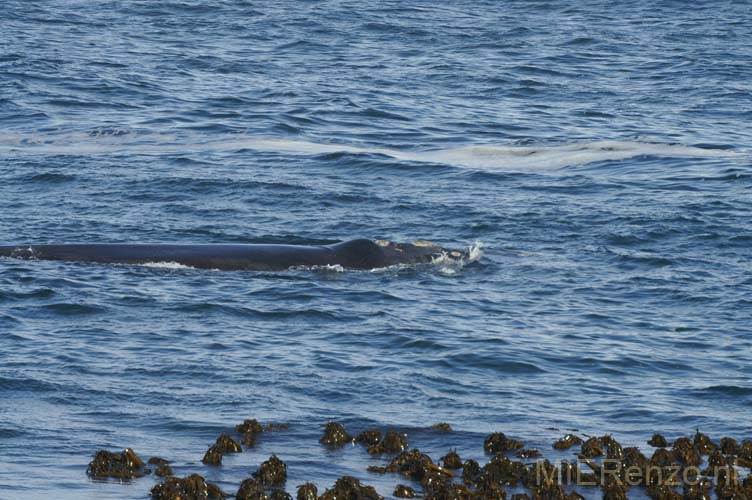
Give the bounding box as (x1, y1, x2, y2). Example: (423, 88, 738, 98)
(1, 1, 751, 499)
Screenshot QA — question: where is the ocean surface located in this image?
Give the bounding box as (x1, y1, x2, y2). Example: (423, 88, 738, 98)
(1, 1, 751, 499)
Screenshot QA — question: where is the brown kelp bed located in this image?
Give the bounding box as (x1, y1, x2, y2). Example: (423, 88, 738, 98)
(87, 420, 752, 500)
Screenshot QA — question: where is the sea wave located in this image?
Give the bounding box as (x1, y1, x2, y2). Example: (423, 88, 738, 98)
(0, 131, 740, 170)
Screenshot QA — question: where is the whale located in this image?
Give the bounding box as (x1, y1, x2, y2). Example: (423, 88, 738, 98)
(0, 238, 468, 271)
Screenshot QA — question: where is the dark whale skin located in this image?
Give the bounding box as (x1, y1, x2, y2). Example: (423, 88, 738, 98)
(0, 238, 464, 271)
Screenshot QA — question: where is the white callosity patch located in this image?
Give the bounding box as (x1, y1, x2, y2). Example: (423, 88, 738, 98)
(411, 240, 437, 247)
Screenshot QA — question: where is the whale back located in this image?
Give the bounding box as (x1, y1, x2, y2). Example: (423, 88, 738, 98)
(0, 239, 468, 270)
(328, 238, 386, 269)
(380, 240, 443, 265)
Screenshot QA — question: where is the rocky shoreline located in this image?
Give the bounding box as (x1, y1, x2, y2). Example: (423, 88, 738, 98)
(86, 421, 752, 500)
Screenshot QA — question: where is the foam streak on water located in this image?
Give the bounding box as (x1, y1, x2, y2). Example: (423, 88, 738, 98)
(0, 132, 742, 171)
(1, 1, 751, 499)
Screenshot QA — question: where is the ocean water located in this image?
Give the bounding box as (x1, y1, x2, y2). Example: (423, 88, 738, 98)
(1, 1, 751, 499)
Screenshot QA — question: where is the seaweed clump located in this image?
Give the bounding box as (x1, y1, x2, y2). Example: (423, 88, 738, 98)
(356, 429, 383, 446)
(672, 437, 701, 466)
(320, 476, 382, 500)
(202, 446, 224, 466)
(202, 434, 242, 466)
(648, 434, 669, 448)
(693, 431, 717, 455)
(368, 431, 408, 454)
(151, 473, 227, 500)
(462, 459, 481, 486)
(432, 423, 453, 432)
(155, 463, 173, 477)
(253, 455, 288, 485)
(148, 457, 173, 477)
(716, 470, 752, 500)
(740, 440, 752, 461)
(650, 447, 677, 467)
(236, 478, 268, 500)
(484, 433, 523, 454)
(215, 434, 243, 452)
(441, 449, 463, 469)
(85, 422, 752, 500)
(602, 480, 629, 500)
(383, 448, 456, 488)
(720, 437, 740, 455)
(646, 483, 681, 500)
(320, 422, 353, 446)
(297, 483, 318, 500)
(552, 435, 582, 450)
(580, 437, 603, 457)
(528, 484, 580, 500)
(394, 485, 417, 498)
(237, 419, 265, 447)
(683, 478, 712, 500)
(370, 448, 459, 500)
(87, 448, 148, 479)
(477, 454, 526, 489)
(515, 449, 541, 459)
(426, 481, 484, 500)
(423, 473, 507, 500)
(271, 490, 293, 500)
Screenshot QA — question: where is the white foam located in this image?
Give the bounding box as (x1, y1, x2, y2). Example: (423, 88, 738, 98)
(289, 264, 345, 272)
(0, 131, 740, 170)
(429, 241, 484, 275)
(139, 261, 197, 270)
(414, 141, 740, 170)
(368, 263, 411, 273)
(467, 242, 484, 262)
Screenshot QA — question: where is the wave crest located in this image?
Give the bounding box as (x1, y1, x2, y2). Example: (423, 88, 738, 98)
(0, 131, 740, 170)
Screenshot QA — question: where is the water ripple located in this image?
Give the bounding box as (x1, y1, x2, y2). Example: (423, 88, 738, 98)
(1, 1, 751, 498)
